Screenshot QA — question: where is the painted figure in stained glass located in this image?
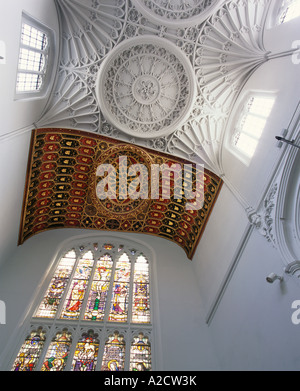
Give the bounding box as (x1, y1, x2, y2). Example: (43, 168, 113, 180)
(86, 280, 109, 320)
(133, 276, 149, 315)
(132, 256, 150, 323)
(41, 330, 71, 371)
(72, 332, 99, 371)
(12, 328, 46, 371)
(61, 254, 94, 319)
(112, 282, 128, 314)
(109, 254, 131, 322)
(85, 255, 113, 321)
(65, 279, 86, 315)
(35, 251, 76, 318)
(108, 359, 120, 371)
(130, 334, 151, 371)
(101, 333, 125, 371)
(41, 273, 66, 315)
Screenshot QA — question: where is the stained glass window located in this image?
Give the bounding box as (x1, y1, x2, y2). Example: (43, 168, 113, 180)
(11, 240, 154, 371)
(12, 328, 46, 371)
(130, 334, 151, 371)
(35, 250, 76, 318)
(103, 244, 114, 250)
(71, 331, 99, 371)
(101, 332, 126, 371)
(132, 255, 150, 323)
(41, 330, 72, 371)
(108, 253, 131, 322)
(84, 254, 113, 321)
(60, 251, 94, 320)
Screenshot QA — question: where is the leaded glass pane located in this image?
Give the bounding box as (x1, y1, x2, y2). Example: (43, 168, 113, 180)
(21, 23, 48, 50)
(35, 250, 76, 318)
(71, 331, 99, 371)
(103, 244, 114, 250)
(108, 253, 131, 322)
(84, 254, 113, 321)
(101, 332, 125, 371)
(16, 72, 43, 92)
(41, 330, 72, 371)
(132, 255, 150, 323)
(15, 242, 153, 371)
(12, 328, 46, 371)
(60, 251, 94, 320)
(18, 49, 45, 72)
(130, 334, 151, 371)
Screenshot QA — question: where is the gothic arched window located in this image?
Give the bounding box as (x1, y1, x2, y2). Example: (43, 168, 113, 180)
(11, 239, 153, 371)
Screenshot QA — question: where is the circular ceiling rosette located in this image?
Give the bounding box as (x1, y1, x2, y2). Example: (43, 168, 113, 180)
(96, 36, 197, 138)
(131, 0, 225, 27)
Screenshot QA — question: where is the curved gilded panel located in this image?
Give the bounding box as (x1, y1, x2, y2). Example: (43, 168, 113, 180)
(18, 128, 223, 259)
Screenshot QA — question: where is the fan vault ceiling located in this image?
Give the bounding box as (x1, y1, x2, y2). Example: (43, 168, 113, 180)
(36, 0, 272, 174)
(19, 0, 276, 257)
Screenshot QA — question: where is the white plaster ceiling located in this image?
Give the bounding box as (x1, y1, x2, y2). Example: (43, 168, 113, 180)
(36, 0, 273, 175)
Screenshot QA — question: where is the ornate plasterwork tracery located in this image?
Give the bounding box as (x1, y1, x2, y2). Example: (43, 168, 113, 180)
(131, 0, 224, 27)
(36, 0, 273, 175)
(96, 36, 196, 138)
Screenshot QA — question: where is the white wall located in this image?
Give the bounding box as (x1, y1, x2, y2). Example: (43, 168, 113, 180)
(222, 15, 300, 211)
(0, 131, 32, 268)
(0, 0, 59, 136)
(207, 228, 300, 371)
(0, 229, 220, 371)
(191, 177, 300, 370)
(0, 0, 60, 268)
(192, 184, 249, 313)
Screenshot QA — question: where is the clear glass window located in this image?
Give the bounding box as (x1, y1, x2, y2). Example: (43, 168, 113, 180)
(232, 95, 275, 159)
(277, 0, 300, 24)
(16, 14, 51, 95)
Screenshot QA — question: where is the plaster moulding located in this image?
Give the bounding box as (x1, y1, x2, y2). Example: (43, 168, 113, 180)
(275, 147, 300, 265)
(248, 103, 300, 273)
(131, 0, 225, 28)
(95, 36, 197, 139)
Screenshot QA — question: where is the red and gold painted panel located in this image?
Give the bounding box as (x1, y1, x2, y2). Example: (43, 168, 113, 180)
(19, 128, 223, 259)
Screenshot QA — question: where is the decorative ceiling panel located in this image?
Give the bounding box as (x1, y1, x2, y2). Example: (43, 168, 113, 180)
(37, 0, 271, 175)
(19, 128, 223, 259)
(132, 0, 225, 27)
(96, 36, 197, 138)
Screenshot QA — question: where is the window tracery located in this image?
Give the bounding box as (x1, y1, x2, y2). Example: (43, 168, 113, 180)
(16, 13, 53, 97)
(11, 239, 153, 371)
